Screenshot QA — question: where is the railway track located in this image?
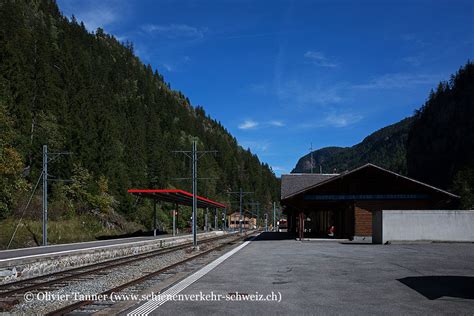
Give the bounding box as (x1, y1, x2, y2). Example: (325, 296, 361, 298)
(0, 233, 235, 304)
(46, 232, 253, 315)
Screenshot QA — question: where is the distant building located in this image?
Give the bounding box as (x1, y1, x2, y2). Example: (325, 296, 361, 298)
(281, 163, 459, 240)
(228, 212, 256, 230)
(277, 219, 288, 232)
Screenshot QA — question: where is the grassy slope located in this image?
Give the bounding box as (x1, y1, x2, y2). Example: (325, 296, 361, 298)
(0, 215, 144, 249)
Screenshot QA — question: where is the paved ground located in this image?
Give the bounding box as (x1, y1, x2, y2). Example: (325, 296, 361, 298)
(0, 232, 203, 261)
(147, 232, 474, 315)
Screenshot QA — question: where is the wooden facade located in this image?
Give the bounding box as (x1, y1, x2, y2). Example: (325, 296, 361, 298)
(227, 212, 256, 230)
(281, 164, 459, 240)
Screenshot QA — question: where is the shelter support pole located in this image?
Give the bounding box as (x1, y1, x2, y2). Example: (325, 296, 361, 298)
(214, 208, 218, 230)
(173, 203, 177, 236)
(153, 200, 157, 237)
(257, 206, 259, 230)
(222, 209, 226, 230)
(205, 208, 209, 232)
(239, 187, 243, 234)
(299, 210, 304, 240)
(289, 212, 293, 234)
(273, 202, 276, 232)
(265, 213, 268, 232)
(292, 211, 297, 235)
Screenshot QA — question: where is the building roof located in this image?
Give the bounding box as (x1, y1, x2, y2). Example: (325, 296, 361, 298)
(128, 189, 227, 209)
(228, 211, 253, 219)
(281, 173, 338, 199)
(282, 163, 460, 201)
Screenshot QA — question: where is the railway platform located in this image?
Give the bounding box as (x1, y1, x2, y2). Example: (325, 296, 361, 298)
(126, 232, 474, 315)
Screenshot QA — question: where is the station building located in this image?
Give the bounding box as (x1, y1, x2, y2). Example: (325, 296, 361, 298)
(280, 163, 459, 240)
(227, 212, 256, 230)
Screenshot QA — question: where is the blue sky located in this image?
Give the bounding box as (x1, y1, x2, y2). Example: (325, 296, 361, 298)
(57, 0, 473, 176)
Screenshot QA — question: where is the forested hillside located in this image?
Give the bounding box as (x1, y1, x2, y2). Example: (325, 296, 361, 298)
(407, 62, 474, 208)
(292, 61, 474, 208)
(0, 0, 279, 246)
(292, 117, 413, 174)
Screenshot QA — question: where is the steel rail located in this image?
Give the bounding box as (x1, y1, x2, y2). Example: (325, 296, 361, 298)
(0, 234, 232, 298)
(47, 232, 253, 316)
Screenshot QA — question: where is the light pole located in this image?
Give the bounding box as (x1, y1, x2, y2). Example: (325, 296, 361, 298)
(248, 201, 260, 230)
(273, 202, 277, 232)
(227, 188, 253, 234)
(174, 140, 217, 248)
(42, 145, 48, 246)
(41, 145, 72, 246)
(191, 140, 198, 246)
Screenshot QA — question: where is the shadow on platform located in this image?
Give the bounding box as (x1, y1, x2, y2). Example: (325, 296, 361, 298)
(245, 232, 294, 241)
(398, 276, 474, 300)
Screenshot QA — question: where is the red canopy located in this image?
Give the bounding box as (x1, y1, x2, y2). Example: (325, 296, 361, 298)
(127, 189, 226, 209)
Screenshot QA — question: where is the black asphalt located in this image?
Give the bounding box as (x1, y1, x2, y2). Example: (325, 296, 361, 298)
(144, 232, 474, 315)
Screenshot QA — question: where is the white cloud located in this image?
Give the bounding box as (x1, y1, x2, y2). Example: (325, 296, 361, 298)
(238, 120, 259, 130)
(159, 56, 192, 72)
(298, 112, 363, 129)
(271, 166, 287, 173)
(238, 119, 285, 130)
(60, 0, 121, 32)
(304, 51, 339, 68)
(142, 24, 208, 39)
(277, 80, 344, 106)
(353, 73, 440, 89)
(324, 113, 363, 127)
(82, 9, 116, 32)
(250, 80, 346, 111)
(402, 56, 423, 67)
(269, 120, 285, 127)
(240, 140, 269, 152)
(401, 33, 427, 47)
(115, 35, 127, 42)
(161, 63, 174, 72)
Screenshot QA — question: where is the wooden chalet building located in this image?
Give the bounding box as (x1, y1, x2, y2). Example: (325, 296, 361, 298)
(227, 212, 256, 230)
(280, 163, 459, 240)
